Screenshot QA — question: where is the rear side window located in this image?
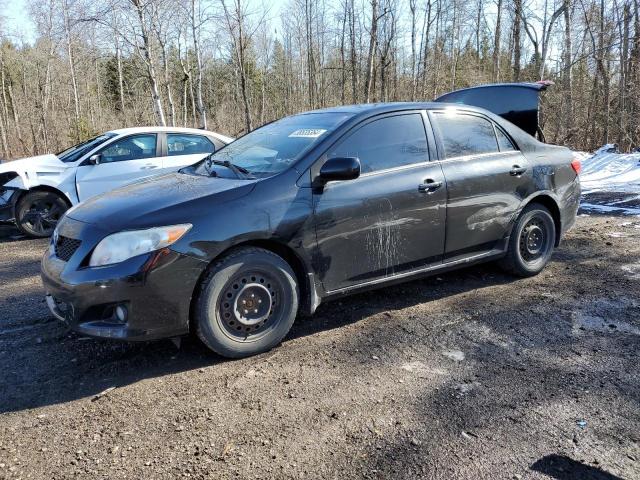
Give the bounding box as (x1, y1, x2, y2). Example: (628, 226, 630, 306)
(432, 112, 499, 158)
(167, 134, 215, 156)
(328, 113, 428, 173)
(495, 126, 516, 151)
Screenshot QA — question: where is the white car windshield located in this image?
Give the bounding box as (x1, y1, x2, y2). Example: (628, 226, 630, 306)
(57, 133, 116, 163)
(195, 112, 352, 178)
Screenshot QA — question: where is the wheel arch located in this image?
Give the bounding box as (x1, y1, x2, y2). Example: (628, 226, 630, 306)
(520, 193, 562, 247)
(14, 185, 73, 208)
(188, 238, 318, 334)
(12, 185, 73, 216)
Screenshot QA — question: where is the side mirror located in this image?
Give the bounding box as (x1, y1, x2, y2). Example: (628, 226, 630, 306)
(88, 154, 101, 165)
(318, 157, 361, 184)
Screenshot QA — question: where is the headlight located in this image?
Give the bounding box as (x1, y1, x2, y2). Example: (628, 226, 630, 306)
(89, 224, 192, 267)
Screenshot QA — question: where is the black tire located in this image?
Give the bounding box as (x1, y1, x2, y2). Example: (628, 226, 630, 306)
(499, 203, 556, 277)
(195, 247, 299, 358)
(15, 190, 69, 238)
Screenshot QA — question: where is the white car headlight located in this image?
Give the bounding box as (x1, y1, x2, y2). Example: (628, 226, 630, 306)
(89, 224, 192, 267)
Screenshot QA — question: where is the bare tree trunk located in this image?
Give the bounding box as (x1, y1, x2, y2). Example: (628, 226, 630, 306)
(0, 54, 12, 157)
(563, 0, 573, 141)
(191, 0, 207, 129)
(409, 0, 417, 100)
(158, 37, 176, 127)
(420, 0, 433, 97)
(179, 40, 191, 127)
(349, 0, 357, 103)
(364, 0, 378, 103)
(62, 0, 81, 140)
(513, 0, 522, 81)
(492, 0, 502, 81)
(339, 3, 346, 104)
(131, 0, 166, 126)
(221, 0, 252, 132)
(115, 37, 126, 124)
(305, 0, 316, 108)
(619, 2, 631, 147)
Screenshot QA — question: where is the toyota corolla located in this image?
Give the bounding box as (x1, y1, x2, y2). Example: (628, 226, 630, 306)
(41, 85, 581, 358)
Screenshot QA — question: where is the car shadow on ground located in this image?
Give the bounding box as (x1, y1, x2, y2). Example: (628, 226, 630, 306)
(347, 231, 640, 478)
(531, 454, 625, 480)
(0, 261, 516, 415)
(0, 225, 26, 242)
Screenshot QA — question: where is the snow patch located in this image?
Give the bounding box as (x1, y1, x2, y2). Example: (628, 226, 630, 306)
(621, 263, 640, 280)
(441, 350, 465, 362)
(580, 146, 640, 195)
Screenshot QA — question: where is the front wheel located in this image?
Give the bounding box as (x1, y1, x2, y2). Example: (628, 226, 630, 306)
(195, 247, 299, 358)
(499, 204, 556, 277)
(15, 190, 69, 238)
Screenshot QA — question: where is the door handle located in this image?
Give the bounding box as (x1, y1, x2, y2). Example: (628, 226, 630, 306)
(140, 164, 158, 170)
(418, 179, 443, 193)
(510, 165, 527, 176)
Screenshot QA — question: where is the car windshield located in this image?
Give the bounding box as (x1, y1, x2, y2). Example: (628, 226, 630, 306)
(194, 112, 352, 178)
(57, 133, 116, 163)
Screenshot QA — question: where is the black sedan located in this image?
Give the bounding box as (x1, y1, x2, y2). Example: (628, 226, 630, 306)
(42, 86, 581, 358)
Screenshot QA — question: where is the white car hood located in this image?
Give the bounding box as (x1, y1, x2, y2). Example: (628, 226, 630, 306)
(0, 154, 78, 203)
(0, 154, 69, 180)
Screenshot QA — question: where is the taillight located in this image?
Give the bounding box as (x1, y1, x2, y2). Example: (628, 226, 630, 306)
(571, 158, 582, 175)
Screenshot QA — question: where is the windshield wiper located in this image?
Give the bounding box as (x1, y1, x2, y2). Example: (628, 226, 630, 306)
(204, 154, 253, 179)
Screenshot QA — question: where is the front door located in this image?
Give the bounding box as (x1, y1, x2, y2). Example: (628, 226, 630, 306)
(75, 133, 162, 201)
(312, 112, 447, 293)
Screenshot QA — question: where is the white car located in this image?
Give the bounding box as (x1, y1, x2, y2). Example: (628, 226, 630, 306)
(0, 127, 233, 237)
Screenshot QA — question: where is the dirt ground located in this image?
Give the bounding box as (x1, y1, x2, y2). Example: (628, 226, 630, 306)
(0, 214, 639, 480)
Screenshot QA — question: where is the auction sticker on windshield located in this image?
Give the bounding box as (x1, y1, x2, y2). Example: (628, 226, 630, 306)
(288, 129, 327, 138)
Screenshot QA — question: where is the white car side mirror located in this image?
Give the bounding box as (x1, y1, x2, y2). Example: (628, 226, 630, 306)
(88, 154, 101, 165)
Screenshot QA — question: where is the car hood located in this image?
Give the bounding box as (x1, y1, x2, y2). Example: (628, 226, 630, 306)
(0, 154, 67, 174)
(66, 172, 257, 232)
(0, 154, 70, 188)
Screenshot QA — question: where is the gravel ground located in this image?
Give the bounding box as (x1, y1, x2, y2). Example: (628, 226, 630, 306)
(0, 215, 639, 480)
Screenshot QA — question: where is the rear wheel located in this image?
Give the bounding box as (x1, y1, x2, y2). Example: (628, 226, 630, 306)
(195, 247, 299, 358)
(15, 190, 69, 238)
(499, 203, 556, 277)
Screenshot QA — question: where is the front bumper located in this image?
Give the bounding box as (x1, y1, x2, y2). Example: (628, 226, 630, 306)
(41, 217, 207, 341)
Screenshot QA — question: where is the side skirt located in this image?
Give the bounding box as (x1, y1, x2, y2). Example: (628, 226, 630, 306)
(320, 246, 508, 302)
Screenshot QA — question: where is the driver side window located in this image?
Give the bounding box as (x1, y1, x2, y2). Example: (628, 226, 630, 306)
(327, 114, 428, 174)
(98, 134, 157, 163)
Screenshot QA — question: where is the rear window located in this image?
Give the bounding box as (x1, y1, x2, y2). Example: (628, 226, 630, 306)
(432, 112, 499, 158)
(168, 134, 215, 156)
(495, 126, 516, 151)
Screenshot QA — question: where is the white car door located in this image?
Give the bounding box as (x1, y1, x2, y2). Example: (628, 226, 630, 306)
(74, 133, 163, 201)
(161, 133, 217, 173)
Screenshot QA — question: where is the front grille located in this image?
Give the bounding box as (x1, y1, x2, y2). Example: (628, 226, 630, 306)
(54, 235, 81, 261)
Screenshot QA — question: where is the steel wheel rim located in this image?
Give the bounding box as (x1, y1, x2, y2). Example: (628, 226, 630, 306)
(519, 216, 550, 263)
(217, 269, 283, 342)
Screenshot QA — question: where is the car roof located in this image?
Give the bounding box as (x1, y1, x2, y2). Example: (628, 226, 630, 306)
(300, 101, 487, 117)
(107, 126, 233, 143)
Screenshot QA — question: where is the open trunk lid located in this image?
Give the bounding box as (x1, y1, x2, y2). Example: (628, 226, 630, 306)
(434, 81, 552, 138)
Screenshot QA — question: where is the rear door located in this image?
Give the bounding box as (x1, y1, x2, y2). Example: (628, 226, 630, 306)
(75, 133, 162, 201)
(429, 110, 532, 260)
(312, 111, 447, 292)
(161, 133, 217, 173)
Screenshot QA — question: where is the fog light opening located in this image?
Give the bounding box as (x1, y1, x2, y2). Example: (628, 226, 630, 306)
(115, 305, 128, 323)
